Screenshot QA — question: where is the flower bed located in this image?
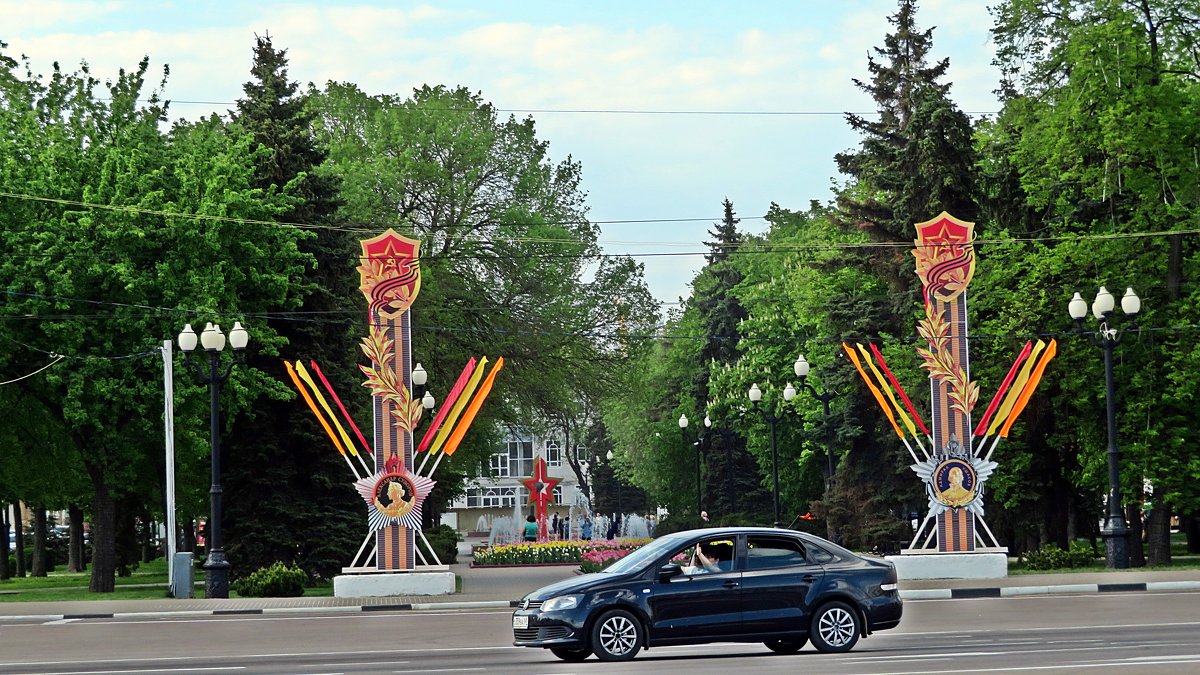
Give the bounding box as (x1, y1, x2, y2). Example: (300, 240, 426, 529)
(472, 538, 649, 569)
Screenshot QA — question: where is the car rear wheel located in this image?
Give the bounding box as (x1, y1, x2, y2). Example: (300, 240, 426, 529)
(550, 647, 591, 662)
(764, 637, 808, 653)
(810, 601, 860, 653)
(590, 609, 643, 661)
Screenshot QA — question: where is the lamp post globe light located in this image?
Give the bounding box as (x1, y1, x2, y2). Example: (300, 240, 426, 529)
(177, 321, 249, 598)
(1069, 286, 1141, 569)
(748, 382, 795, 528)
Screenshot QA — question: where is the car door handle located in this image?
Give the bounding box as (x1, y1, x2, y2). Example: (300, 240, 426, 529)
(803, 575, 818, 582)
(723, 580, 740, 589)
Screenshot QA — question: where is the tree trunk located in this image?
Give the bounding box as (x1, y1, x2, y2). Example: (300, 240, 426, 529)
(31, 506, 48, 577)
(1145, 505, 1172, 567)
(115, 494, 139, 577)
(0, 504, 10, 580)
(1126, 502, 1146, 568)
(88, 478, 117, 593)
(68, 503, 86, 573)
(1185, 514, 1200, 554)
(13, 502, 26, 577)
(182, 518, 196, 553)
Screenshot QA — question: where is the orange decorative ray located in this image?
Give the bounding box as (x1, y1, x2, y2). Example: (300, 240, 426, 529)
(844, 343, 904, 438)
(999, 340, 1057, 438)
(285, 360, 346, 456)
(441, 357, 505, 457)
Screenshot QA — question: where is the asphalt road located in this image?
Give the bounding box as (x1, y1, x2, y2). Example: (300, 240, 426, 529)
(2, 591, 1199, 674)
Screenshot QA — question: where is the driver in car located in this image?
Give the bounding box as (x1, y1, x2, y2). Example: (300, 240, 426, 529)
(682, 541, 728, 574)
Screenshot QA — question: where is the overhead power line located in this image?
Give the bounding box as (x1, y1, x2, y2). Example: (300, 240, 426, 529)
(137, 100, 1004, 117)
(3, 189, 1199, 257)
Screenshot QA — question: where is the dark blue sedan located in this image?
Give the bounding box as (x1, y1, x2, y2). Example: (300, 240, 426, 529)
(512, 527, 902, 662)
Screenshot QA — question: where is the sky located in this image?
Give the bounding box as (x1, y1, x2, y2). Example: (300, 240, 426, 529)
(2, 0, 1002, 308)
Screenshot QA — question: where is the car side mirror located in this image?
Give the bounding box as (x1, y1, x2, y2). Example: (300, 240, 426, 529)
(658, 562, 683, 581)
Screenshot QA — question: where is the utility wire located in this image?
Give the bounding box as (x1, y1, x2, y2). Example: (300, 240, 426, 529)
(4, 189, 1199, 257)
(0, 354, 65, 385)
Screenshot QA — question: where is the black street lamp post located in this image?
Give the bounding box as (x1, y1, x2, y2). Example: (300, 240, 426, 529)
(678, 414, 700, 519)
(606, 449, 623, 516)
(1069, 286, 1141, 570)
(178, 321, 249, 599)
(793, 355, 841, 485)
(703, 414, 740, 514)
(748, 382, 796, 528)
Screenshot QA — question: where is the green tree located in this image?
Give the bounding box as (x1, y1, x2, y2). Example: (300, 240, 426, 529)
(990, 0, 1200, 564)
(0, 48, 310, 590)
(688, 200, 767, 519)
(310, 82, 657, 511)
(222, 34, 360, 581)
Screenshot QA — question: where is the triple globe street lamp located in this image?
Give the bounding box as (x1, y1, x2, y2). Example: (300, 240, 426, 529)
(177, 321, 249, 599)
(747, 381, 796, 528)
(747, 355, 840, 530)
(677, 414, 701, 520)
(1068, 286, 1141, 570)
(793, 355, 841, 486)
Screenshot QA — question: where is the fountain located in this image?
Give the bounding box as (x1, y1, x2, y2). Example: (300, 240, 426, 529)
(621, 513, 650, 539)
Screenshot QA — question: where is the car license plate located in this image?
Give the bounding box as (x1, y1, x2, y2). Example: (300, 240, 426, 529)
(512, 615, 529, 629)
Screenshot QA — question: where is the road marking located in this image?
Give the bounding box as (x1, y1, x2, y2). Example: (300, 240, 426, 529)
(392, 669, 484, 674)
(7, 662, 244, 667)
(0, 646, 520, 671)
(867, 657, 1200, 674)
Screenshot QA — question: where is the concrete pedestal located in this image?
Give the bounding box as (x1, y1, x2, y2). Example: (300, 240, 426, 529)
(334, 567, 455, 597)
(886, 551, 1008, 580)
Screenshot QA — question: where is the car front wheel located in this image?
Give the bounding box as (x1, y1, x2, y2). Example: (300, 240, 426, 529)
(550, 647, 591, 662)
(764, 637, 808, 653)
(810, 601, 861, 653)
(590, 609, 643, 662)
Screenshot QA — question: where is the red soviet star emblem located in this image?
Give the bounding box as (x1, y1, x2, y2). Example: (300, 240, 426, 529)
(520, 456, 559, 541)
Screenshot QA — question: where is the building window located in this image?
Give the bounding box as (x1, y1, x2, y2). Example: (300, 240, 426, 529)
(509, 439, 533, 477)
(466, 487, 521, 508)
(552, 486, 563, 505)
(490, 452, 509, 478)
(545, 439, 562, 467)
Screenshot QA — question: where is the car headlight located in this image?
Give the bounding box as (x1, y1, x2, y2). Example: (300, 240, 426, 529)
(541, 595, 582, 612)
(880, 583, 898, 592)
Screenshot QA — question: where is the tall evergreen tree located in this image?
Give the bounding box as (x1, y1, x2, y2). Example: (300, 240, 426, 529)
(828, 0, 978, 548)
(223, 34, 359, 580)
(690, 200, 766, 518)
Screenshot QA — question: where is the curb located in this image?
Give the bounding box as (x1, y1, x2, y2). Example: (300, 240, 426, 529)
(3, 582, 1198, 623)
(898, 580, 1200, 600)
(0, 600, 520, 623)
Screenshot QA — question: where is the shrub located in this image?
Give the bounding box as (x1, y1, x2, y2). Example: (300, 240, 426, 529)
(423, 525, 460, 565)
(579, 548, 633, 573)
(473, 539, 650, 566)
(1022, 542, 1098, 571)
(231, 562, 306, 597)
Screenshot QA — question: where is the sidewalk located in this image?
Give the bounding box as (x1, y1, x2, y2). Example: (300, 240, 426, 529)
(2, 552, 1198, 622)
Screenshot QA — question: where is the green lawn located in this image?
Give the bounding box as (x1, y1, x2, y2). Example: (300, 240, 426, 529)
(0, 557, 334, 602)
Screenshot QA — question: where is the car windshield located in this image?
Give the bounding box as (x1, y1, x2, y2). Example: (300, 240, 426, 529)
(601, 533, 691, 574)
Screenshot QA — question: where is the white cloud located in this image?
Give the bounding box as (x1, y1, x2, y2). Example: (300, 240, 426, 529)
(2, 1, 1002, 304)
(0, 0, 125, 33)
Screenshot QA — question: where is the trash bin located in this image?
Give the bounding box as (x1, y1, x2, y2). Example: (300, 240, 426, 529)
(171, 552, 194, 598)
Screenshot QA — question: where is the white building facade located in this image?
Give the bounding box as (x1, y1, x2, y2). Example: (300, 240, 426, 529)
(445, 431, 590, 536)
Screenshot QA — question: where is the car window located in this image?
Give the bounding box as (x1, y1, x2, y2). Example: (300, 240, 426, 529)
(674, 537, 736, 575)
(745, 536, 809, 570)
(805, 543, 836, 564)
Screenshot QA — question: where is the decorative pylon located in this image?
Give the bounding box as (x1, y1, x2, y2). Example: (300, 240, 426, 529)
(844, 213, 1056, 554)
